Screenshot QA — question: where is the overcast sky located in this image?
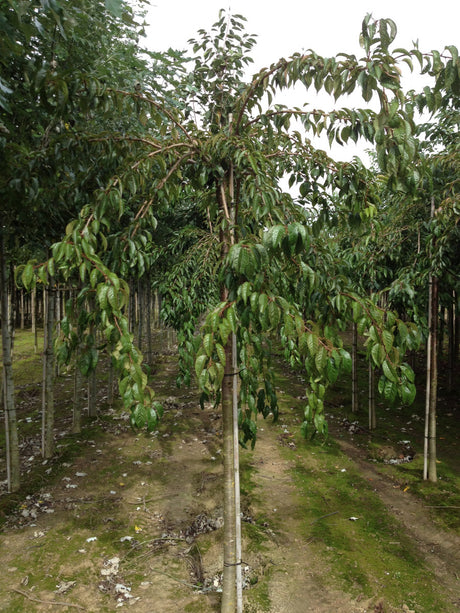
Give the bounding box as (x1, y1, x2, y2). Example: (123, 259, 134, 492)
(143, 1, 459, 161)
(144, 0, 459, 62)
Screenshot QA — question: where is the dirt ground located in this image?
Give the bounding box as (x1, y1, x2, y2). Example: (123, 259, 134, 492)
(0, 352, 459, 613)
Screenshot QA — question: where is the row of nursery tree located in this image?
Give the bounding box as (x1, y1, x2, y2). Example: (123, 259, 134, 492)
(1, 2, 459, 611)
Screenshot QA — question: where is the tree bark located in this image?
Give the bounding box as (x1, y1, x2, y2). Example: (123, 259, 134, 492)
(1, 235, 20, 492)
(351, 322, 359, 413)
(368, 358, 376, 430)
(221, 333, 237, 612)
(424, 197, 438, 482)
(137, 279, 143, 352)
(32, 286, 38, 353)
(72, 346, 83, 434)
(428, 276, 438, 482)
(232, 332, 243, 613)
(447, 297, 454, 392)
(42, 281, 55, 459)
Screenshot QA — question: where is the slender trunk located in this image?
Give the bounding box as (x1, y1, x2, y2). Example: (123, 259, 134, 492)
(447, 298, 454, 392)
(428, 276, 438, 482)
(72, 346, 83, 434)
(87, 297, 98, 418)
(20, 288, 24, 329)
(221, 333, 237, 612)
(32, 286, 38, 353)
(424, 197, 438, 482)
(146, 281, 153, 367)
(220, 145, 240, 612)
(455, 290, 459, 363)
(42, 281, 55, 459)
(368, 358, 376, 430)
(351, 322, 359, 413)
(137, 280, 143, 352)
(437, 305, 445, 363)
(232, 332, 243, 613)
(55, 285, 61, 377)
(1, 236, 20, 492)
(157, 293, 162, 328)
(423, 275, 432, 481)
(128, 279, 136, 334)
(108, 354, 115, 408)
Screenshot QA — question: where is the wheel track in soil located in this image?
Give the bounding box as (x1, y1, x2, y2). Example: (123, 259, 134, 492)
(335, 438, 460, 610)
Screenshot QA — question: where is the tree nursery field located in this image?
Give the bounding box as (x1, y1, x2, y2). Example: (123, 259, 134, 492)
(0, 328, 458, 612)
(1, 2, 459, 612)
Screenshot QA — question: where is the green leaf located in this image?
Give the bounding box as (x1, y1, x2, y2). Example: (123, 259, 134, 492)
(215, 342, 226, 366)
(382, 329, 393, 353)
(203, 333, 213, 357)
(382, 360, 398, 383)
(371, 343, 385, 367)
(105, 0, 123, 17)
(21, 263, 35, 289)
(326, 358, 338, 383)
(195, 354, 208, 378)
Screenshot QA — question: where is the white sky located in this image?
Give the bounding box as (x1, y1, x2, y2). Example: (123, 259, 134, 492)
(143, 0, 459, 161)
(145, 0, 459, 64)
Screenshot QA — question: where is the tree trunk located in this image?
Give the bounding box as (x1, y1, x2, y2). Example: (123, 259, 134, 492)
(427, 276, 438, 482)
(108, 353, 115, 408)
(447, 297, 454, 392)
(455, 291, 460, 363)
(20, 288, 25, 329)
(146, 280, 153, 367)
(42, 281, 55, 459)
(220, 148, 241, 612)
(351, 322, 359, 413)
(221, 333, 237, 612)
(232, 332, 243, 613)
(1, 235, 20, 492)
(32, 286, 38, 353)
(424, 197, 438, 482)
(72, 347, 83, 434)
(88, 364, 97, 418)
(55, 284, 61, 377)
(87, 297, 98, 418)
(368, 358, 376, 430)
(137, 279, 143, 352)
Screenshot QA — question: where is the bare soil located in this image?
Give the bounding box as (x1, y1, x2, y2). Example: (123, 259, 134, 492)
(1, 348, 459, 612)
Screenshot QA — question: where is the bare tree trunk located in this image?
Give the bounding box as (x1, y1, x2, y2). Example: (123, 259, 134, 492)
(87, 297, 98, 418)
(42, 281, 55, 459)
(108, 354, 115, 408)
(447, 297, 454, 392)
(220, 149, 239, 612)
(428, 276, 438, 482)
(1, 235, 20, 492)
(72, 347, 83, 434)
(31, 286, 38, 353)
(55, 284, 61, 377)
(128, 279, 137, 334)
(20, 288, 25, 329)
(221, 333, 237, 612)
(146, 281, 153, 367)
(455, 291, 459, 363)
(368, 358, 376, 430)
(232, 332, 243, 613)
(351, 322, 359, 413)
(137, 280, 143, 352)
(424, 198, 438, 482)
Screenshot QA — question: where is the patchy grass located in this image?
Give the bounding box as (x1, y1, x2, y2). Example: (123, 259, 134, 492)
(1, 329, 459, 612)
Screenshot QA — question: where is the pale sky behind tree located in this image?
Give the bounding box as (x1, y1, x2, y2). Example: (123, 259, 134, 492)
(143, 0, 459, 161)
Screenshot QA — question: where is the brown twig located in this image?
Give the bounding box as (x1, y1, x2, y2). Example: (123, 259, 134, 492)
(310, 511, 339, 524)
(12, 588, 86, 610)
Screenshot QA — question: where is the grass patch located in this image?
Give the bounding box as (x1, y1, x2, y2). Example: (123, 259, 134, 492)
(284, 439, 454, 612)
